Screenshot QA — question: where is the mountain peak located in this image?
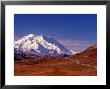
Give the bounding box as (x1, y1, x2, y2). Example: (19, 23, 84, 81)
(26, 34, 35, 38)
(14, 33, 75, 58)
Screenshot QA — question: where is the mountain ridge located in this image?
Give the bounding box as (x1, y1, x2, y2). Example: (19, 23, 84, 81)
(14, 34, 75, 58)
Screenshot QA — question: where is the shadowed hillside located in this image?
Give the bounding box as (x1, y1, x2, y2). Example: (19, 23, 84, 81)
(72, 44, 97, 66)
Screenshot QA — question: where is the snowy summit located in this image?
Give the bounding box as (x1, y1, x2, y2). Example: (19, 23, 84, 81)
(14, 34, 75, 58)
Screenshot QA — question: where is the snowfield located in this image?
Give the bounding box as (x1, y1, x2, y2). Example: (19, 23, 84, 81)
(14, 34, 76, 58)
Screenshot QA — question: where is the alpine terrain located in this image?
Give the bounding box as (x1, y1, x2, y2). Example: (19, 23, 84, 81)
(14, 34, 97, 76)
(14, 34, 75, 59)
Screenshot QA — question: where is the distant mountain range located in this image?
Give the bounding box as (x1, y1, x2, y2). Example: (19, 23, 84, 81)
(14, 34, 76, 59)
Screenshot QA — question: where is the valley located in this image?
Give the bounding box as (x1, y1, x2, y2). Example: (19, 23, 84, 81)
(14, 34, 97, 76)
(14, 57, 96, 76)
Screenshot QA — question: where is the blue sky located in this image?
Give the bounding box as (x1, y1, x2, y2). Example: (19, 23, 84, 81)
(14, 14, 97, 52)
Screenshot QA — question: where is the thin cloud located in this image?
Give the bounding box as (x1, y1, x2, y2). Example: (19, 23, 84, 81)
(58, 39, 96, 52)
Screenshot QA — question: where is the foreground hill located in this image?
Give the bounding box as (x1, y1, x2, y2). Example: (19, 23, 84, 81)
(14, 44, 97, 76)
(72, 44, 97, 66)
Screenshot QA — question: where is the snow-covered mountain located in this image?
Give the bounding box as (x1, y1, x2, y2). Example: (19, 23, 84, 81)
(14, 34, 75, 58)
